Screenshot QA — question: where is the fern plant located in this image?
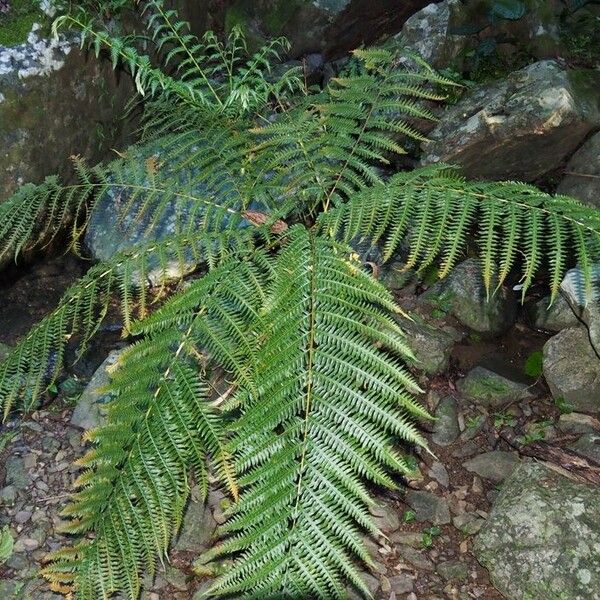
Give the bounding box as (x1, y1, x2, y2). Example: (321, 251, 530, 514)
(0, 2, 599, 598)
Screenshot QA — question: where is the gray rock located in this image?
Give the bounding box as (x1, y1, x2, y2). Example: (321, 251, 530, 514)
(70, 349, 124, 430)
(561, 266, 600, 354)
(557, 132, 600, 209)
(423, 259, 516, 335)
(529, 293, 579, 332)
(463, 451, 519, 482)
(396, 0, 467, 69)
(558, 413, 600, 435)
(405, 490, 451, 525)
(84, 141, 268, 282)
(5, 455, 28, 489)
(369, 503, 400, 534)
(400, 317, 457, 375)
(570, 434, 600, 464)
(421, 60, 600, 181)
(218, 0, 433, 59)
(174, 499, 217, 553)
(457, 366, 535, 407)
(543, 327, 600, 413)
(388, 574, 414, 594)
(474, 461, 600, 600)
(396, 544, 435, 571)
(437, 560, 468, 582)
(0, 485, 16, 504)
(432, 396, 460, 446)
(453, 512, 485, 535)
(428, 461, 450, 488)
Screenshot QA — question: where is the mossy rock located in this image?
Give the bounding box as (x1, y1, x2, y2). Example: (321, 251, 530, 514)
(0, 0, 47, 46)
(474, 461, 600, 600)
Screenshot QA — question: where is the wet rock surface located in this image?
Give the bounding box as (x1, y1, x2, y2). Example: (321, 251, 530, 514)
(421, 60, 600, 181)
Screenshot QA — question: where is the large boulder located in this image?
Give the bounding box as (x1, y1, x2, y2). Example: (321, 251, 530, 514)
(422, 258, 516, 335)
(0, 21, 133, 201)
(216, 0, 438, 59)
(421, 60, 600, 181)
(474, 461, 600, 600)
(560, 266, 600, 354)
(557, 132, 600, 209)
(84, 141, 268, 280)
(543, 326, 600, 413)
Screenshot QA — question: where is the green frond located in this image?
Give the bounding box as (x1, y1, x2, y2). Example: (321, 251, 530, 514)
(42, 255, 275, 599)
(319, 164, 600, 301)
(203, 227, 427, 599)
(249, 46, 454, 215)
(0, 228, 257, 419)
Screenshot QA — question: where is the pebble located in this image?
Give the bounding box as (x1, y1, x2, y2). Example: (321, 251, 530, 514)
(14, 510, 32, 524)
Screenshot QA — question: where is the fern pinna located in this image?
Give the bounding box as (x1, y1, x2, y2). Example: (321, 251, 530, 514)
(0, 2, 598, 598)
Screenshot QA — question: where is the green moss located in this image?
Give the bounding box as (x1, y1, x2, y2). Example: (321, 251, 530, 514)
(0, 0, 43, 47)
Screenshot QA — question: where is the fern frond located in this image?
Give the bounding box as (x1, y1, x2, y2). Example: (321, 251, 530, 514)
(202, 227, 427, 599)
(251, 46, 455, 214)
(319, 164, 600, 300)
(42, 255, 272, 599)
(0, 228, 257, 419)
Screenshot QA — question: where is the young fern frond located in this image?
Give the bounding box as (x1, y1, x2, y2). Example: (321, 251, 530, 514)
(43, 256, 272, 599)
(319, 164, 600, 300)
(0, 228, 258, 419)
(201, 227, 428, 599)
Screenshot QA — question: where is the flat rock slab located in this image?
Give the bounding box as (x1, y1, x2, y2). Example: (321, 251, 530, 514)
(474, 461, 600, 600)
(457, 366, 535, 407)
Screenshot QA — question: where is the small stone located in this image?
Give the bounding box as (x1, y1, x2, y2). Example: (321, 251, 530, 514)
(23, 453, 37, 469)
(396, 544, 435, 571)
(437, 560, 469, 582)
(22, 538, 40, 551)
(369, 503, 400, 534)
(529, 294, 578, 332)
(70, 350, 125, 430)
(463, 451, 519, 483)
(164, 566, 188, 591)
(432, 396, 460, 446)
(174, 500, 217, 552)
(388, 574, 414, 595)
(422, 259, 516, 335)
(5, 456, 29, 489)
(428, 461, 450, 488)
(405, 490, 451, 525)
(0, 485, 17, 504)
(389, 531, 424, 548)
(569, 433, 600, 464)
(14, 510, 32, 524)
(543, 326, 600, 413)
(557, 413, 599, 435)
(453, 513, 485, 536)
(457, 367, 535, 408)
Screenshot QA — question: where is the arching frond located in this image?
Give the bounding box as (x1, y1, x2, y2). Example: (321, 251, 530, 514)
(42, 256, 272, 599)
(319, 164, 600, 300)
(251, 47, 456, 215)
(0, 228, 258, 419)
(201, 227, 428, 599)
